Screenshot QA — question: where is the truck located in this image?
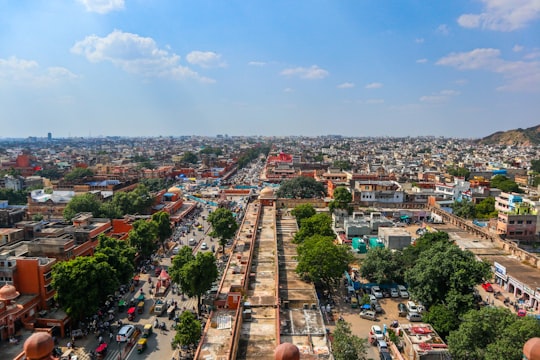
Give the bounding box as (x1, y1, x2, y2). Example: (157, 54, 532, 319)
(153, 299, 166, 316)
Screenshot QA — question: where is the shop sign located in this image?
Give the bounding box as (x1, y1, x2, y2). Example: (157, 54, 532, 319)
(494, 262, 506, 275)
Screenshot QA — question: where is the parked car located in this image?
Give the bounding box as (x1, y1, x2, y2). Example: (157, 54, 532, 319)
(360, 310, 377, 321)
(381, 288, 391, 298)
(371, 286, 383, 299)
(482, 282, 494, 292)
(377, 340, 389, 352)
(390, 288, 399, 298)
(397, 285, 409, 298)
(379, 350, 393, 360)
(407, 312, 422, 322)
(406, 301, 418, 313)
(369, 294, 378, 303)
(201, 242, 208, 250)
(372, 302, 384, 313)
(397, 303, 407, 317)
(370, 325, 384, 340)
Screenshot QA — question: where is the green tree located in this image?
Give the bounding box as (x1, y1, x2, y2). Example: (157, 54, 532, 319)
(276, 176, 326, 199)
(63, 193, 102, 221)
(178, 252, 218, 314)
(296, 235, 353, 288)
(451, 199, 476, 219)
(64, 167, 94, 182)
(182, 151, 198, 164)
(329, 187, 353, 214)
(173, 310, 201, 350)
(127, 219, 158, 259)
(331, 320, 368, 360)
(404, 241, 491, 311)
(293, 213, 335, 244)
(490, 174, 522, 193)
(401, 231, 451, 268)
(152, 211, 173, 249)
(447, 166, 471, 180)
(422, 304, 458, 339)
(333, 160, 352, 171)
(531, 159, 540, 173)
(0, 188, 28, 205)
(207, 208, 238, 253)
(110, 184, 153, 215)
(474, 197, 498, 219)
(35, 167, 62, 180)
(97, 201, 123, 219)
(360, 247, 404, 284)
(94, 234, 136, 285)
(52, 256, 118, 320)
(447, 306, 538, 360)
(291, 203, 316, 226)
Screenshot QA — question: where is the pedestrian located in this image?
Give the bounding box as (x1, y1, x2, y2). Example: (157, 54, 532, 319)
(109, 332, 113, 342)
(98, 335, 103, 344)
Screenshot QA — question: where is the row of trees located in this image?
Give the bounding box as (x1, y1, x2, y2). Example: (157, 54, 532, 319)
(276, 176, 325, 199)
(451, 197, 498, 220)
(63, 184, 154, 220)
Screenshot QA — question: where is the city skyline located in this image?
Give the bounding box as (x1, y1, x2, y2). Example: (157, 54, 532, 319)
(1, 0, 539, 139)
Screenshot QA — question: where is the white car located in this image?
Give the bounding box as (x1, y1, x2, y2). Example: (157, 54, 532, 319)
(371, 286, 383, 299)
(201, 242, 208, 250)
(116, 325, 135, 342)
(397, 285, 409, 298)
(390, 288, 399, 298)
(370, 325, 384, 340)
(407, 301, 418, 313)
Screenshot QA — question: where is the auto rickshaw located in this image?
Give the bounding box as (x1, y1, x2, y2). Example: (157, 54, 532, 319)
(96, 343, 108, 359)
(137, 301, 145, 314)
(118, 299, 127, 312)
(143, 323, 153, 338)
(133, 275, 140, 286)
(127, 306, 136, 321)
(137, 338, 148, 354)
(351, 297, 358, 308)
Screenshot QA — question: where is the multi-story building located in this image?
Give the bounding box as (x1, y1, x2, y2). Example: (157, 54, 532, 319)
(496, 207, 537, 242)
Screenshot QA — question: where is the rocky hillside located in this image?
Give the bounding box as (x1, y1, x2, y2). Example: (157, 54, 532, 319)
(477, 124, 540, 146)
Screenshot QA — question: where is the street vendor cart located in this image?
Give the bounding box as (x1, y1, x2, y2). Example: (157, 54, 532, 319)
(127, 306, 136, 321)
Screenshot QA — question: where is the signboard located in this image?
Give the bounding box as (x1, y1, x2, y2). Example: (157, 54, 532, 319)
(494, 262, 506, 275)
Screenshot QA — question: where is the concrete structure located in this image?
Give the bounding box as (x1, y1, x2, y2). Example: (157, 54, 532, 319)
(400, 323, 450, 360)
(496, 212, 537, 242)
(378, 227, 412, 250)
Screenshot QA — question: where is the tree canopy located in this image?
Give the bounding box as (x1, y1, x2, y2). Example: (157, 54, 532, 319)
(404, 241, 491, 312)
(490, 174, 522, 193)
(329, 187, 353, 214)
(296, 235, 353, 288)
(475, 197, 498, 219)
(531, 159, 540, 173)
(332, 320, 368, 360)
(64, 167, 94, 182)
(451, 199, 476, 219)
(291, 203, 316, 226)
(276, 176, 326, 199)
(173, 310, 202, 350)
(447, 306, 540, 360)
(360, 247, 404, 284)
(94, 234, 136, 285)
(207, 208, 238, 252)
(447, 166, 471, 180)
(293, 213, 335, 244)
(127, 219, 158, 259)
(181, 151, 198, 164)
(152, 211, 173, 248)
(63, 193, 102, 220)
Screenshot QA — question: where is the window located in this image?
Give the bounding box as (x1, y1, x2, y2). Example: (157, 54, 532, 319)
(44, 271, 52, 281)
(526, 221, 532, 224)
(517, 220, 523, 224)
(509, 220, 515, 224)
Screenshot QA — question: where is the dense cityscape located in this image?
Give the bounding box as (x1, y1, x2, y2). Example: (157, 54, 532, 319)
(0, 130, 539, 360)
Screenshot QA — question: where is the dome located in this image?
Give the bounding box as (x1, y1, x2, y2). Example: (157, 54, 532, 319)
(0, 284, 20, 301)
(23, 332, 54, 360)
(259, 187, 275, 199)
(524, 338, 540, 360)
(167, 186, 182, 195)
(274, 343, 300, 360)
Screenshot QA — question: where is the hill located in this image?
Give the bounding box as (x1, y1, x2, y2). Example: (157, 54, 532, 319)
(477, 124, 540, 146)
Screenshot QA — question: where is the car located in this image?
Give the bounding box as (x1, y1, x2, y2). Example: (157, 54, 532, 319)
(381, 288, 391, 298)
(397, 303, 407, 317)
(379, 350, 393, 360)
(172, 246, 181, 255)
(371, 302, 383, 313)
(116, 325, 135, 342)
(369, 294, 378, 303)
(390, 288, 399, 298)
(407, 312, 422, 322)
(406, 301, 418, 313)
(371, 286, 383, 299)
(188, 238, 197, 246)
(359, 310, 377, 321)
(377, 340, 389, 352)
(482, 282, 494, 292)
(201, 242, 208, 250)
(370, 325, 384, 340)
(397, 285, 409, 298)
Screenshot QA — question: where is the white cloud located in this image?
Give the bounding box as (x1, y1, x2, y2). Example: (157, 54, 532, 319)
(437, 48, 540, 91)
(186, 51, 226, 68)
(524, 50, 540, 59)
(437, 24, 450, 35)
(419, 89, 460, 103)
(280, 65, 329, 79)
(248, 61, 266, 66)
(457, 0, 540, 31)
(365, 99, 384, 104)
(283, 87, 294, 93)
(77, 0, 124, 14)
(337, 82, 355, 89)
(416, 58, 428, 64)
(365, 82, 383, 89)
(0, 56, 77, 86)
(513, 44, 524, 52)
(454, 79, 469, 85)
(415, 38, 424, 44)
(71, 30, 213, 83)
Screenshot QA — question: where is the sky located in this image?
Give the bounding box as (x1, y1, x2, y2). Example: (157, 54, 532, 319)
(1, 0, 539, 139)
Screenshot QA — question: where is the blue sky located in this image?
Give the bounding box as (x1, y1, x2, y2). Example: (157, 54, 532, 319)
(1, 0, 539, 139)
